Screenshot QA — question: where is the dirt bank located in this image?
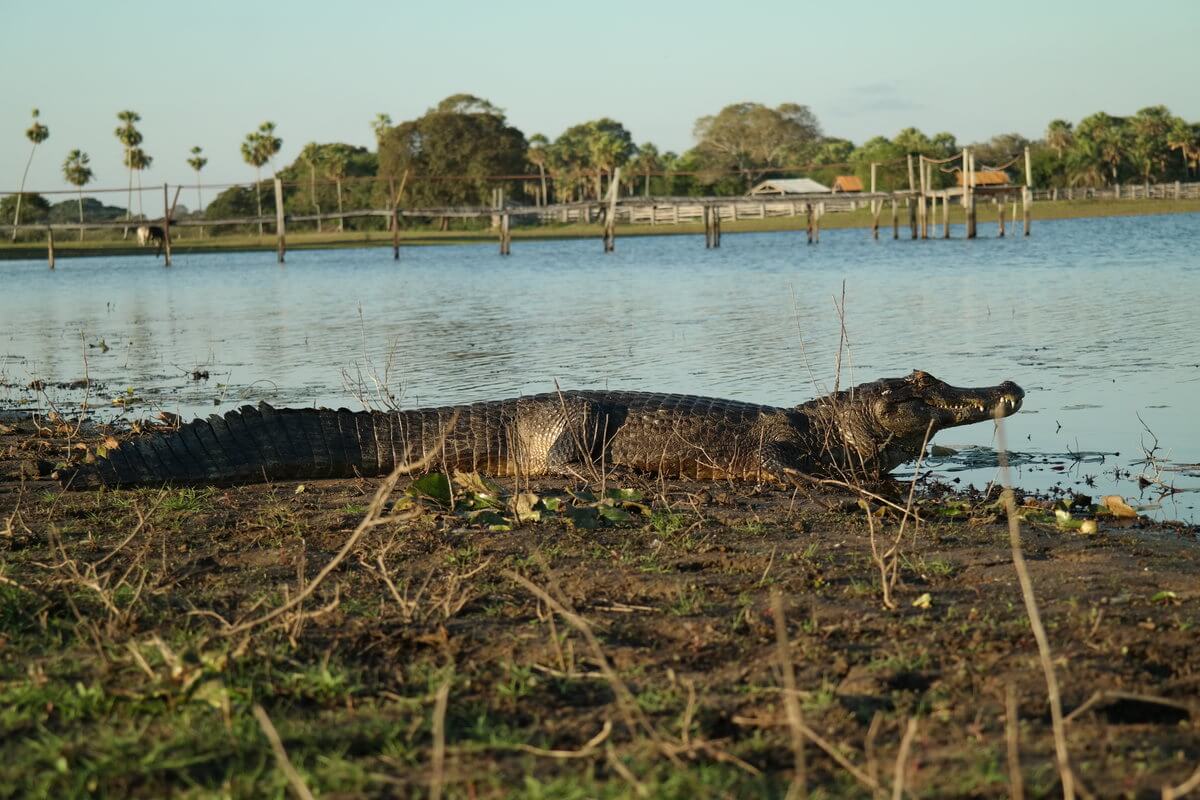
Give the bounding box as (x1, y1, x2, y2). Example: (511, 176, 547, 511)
(2, 417, 1198, 797)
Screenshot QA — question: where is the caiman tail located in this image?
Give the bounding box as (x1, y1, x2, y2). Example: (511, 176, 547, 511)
(62, 403, 514, 489)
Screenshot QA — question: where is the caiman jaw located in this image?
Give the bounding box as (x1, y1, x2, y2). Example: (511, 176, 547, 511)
(925, 381, 1025, 426)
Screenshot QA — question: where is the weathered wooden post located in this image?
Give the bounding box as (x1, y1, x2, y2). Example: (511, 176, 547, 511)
(891, 197, 898, 239)
(814, 202, 822, 244)
(998, 198, 1006, 237)
(1022, 146, 1032, 237)
(918, 156, 928, 239)
(160, 183, 172, 267)
(805, 203, 813, 244)
(966, 151, 977, 239)
(46, 227, 55, 269)
(499, 212, 511, 255)
(274, 178, 286, 263)
(391, 208, 400, 260)
(942, 191, 950, 238)
(870, 163, 880, 240)
(906, 155, 918, 239)
(713, 204, 721, 247)
(603, 167, 620, 252)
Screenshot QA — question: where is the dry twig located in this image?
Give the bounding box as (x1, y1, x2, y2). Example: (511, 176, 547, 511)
(995, 411, 1075, 800)
(253, 704, 315, 800)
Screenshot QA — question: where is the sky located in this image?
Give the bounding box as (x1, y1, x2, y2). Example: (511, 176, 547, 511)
(4, 0, 1198, 198)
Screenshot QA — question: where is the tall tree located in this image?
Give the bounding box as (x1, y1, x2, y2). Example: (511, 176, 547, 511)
(61, 149, 93, 241)
(377, 96, 526, 212)
(324, 144, 352, 232)
(1045, 119, 1074, 157)
(371, 113, 392, 148)
(526, 134, 550, 205)
(240, 122, 280, 237)
(12, 109, 50, 241)
(187, 146, 208, 236)
(693, 102, 821, 189)
(1129, 105, 1177, 182)
(300, 142, 324, 231)
(1073, 112, 1130, 185)
(114, 111, 143, 238)
(629, 143, 662, 197)
(125, 148, 152, 218)
(1167, 119, 1200, 177)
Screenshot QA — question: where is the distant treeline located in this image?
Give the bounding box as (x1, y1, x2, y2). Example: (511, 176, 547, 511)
(7, 96, 1199, 236)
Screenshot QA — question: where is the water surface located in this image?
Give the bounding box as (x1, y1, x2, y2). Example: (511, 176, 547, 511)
(3, 214, 1198, 518)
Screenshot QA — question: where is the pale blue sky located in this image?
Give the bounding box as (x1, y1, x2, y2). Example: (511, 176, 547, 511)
(4, 0, 1198, 195)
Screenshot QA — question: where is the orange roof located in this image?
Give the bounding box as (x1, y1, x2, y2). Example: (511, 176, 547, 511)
(832, 175, 863, 192)
(956, 170, 1009, 186)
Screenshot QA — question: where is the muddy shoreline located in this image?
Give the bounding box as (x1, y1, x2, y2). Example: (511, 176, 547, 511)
(2, 416, 1198, 797)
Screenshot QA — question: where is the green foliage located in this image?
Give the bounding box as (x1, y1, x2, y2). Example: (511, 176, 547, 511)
(378, 95, 527, 208)
(0, 193, 49, 224)
(692, 101, 822, 190)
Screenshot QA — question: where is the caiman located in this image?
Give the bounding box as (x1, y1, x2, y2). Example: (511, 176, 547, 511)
(60, 370, 1023, 489)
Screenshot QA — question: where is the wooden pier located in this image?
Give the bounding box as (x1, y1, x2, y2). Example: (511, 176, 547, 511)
(2, 148, 1039, 266)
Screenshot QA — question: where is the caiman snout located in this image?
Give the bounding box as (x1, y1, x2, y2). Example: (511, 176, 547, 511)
(994, 381, 1024, 416)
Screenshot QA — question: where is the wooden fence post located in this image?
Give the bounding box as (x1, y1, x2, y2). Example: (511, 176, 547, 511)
(806, 203, 813, 244)
(162, 183, 173, 267)
(870, 162, 879, 239)
(966, 151, 977, 239)
(46, 227, 55, 270)
(891, 197, 898, 239)
(274, 178, 286, 263)
(942, 192, 950, 238)
(603, 167, 620, 252)
(499, 212, 511, 255)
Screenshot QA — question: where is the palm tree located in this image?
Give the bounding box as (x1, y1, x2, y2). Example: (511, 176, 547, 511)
(1045, 119, 1074, 158)
(12, 109, 50, 241)
(126, 148, 152, 219)
(371, 113, 392, 148)
(300, 142, 323, 232)
(324, 146, 350, 232)
(62, 149, 94, 242)
(187, 146, 208, 237)
(241, 128, 270, 237)
(114, 110, 142, 238)
(526, 134, 550, 206)
(630, 143, 661, 197)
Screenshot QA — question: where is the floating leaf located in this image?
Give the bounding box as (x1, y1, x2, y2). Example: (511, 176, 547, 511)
(409, 473, 452, 506)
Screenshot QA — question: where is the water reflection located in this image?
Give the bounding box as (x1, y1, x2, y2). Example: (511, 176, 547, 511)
(2, 213, 1198, 518)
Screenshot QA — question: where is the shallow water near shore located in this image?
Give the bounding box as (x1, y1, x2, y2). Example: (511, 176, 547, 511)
(2, 213, 1198, 519)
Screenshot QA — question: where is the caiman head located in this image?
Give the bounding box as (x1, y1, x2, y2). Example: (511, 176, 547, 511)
(806, 370, 1025, 475)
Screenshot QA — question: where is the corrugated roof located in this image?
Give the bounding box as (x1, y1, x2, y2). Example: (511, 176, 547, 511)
(747, 178, 831, 195)
(956, 170, 1010, 186)
(832, 175, 863, 192)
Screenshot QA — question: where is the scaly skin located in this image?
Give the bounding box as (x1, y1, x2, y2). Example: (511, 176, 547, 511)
(62, 371, 1023, 489)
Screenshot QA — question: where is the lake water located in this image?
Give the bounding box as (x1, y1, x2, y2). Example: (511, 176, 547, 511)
(3, 214, 1198, 520)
